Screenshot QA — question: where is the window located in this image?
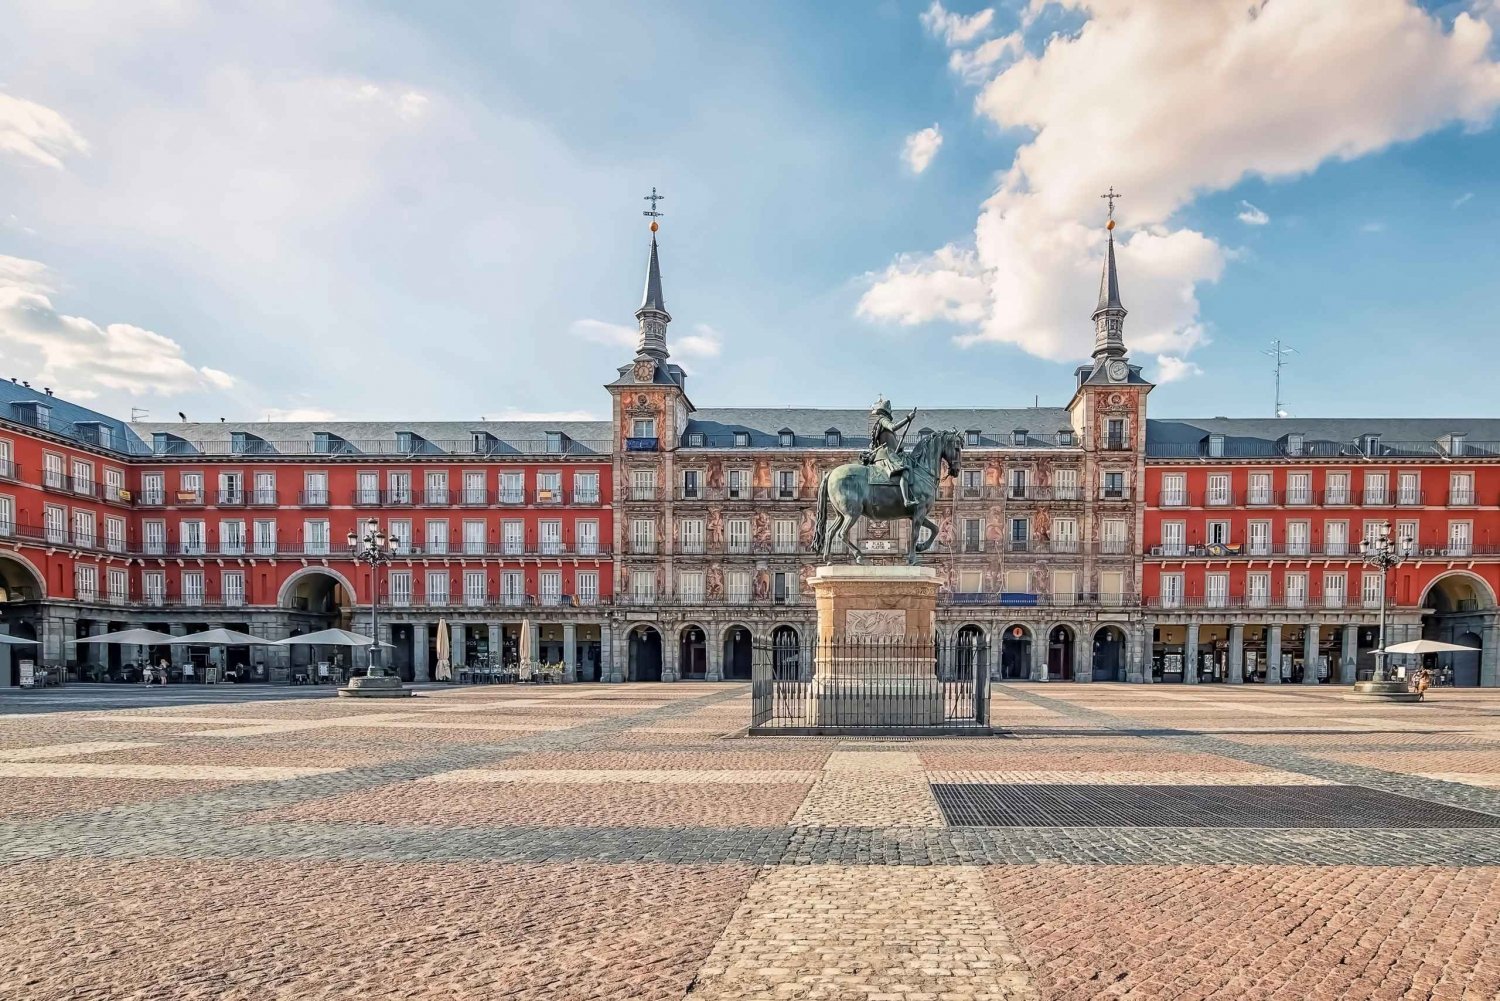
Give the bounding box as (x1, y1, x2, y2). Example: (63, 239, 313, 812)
(1324, 520, 1348, 556)
(536, 471, 561, 503)
(728, 469, 750, 499)
(1160, 522, 1185, 557)
(497, 570, 520, 605)
(1102, 471, 1125, 499)
(500, 471, 525, 504)
(1247, 572, 1270, 609)
(1101, 519, 1126, 553)
(1286, 573, 1308, 609)
(1054, 468, 1078, 501)
(0, 496, 11, 536)
(961, 469, 983, 498)
(1205, 521, 1229, 546)
(303, 519, 329, 556)
(107, 568, 128, 605)
(577, 520, 599, 556)
(303, 471, 328, 504)
(1363, 471, 1388, 505)
(142, 471, 165, 505)
(773, 518, 797, 553)
(179, 472, 203, 504)
(1286, 521, 1309, 557)
(480, 519, 504, 555)
(354, 471, 377, 505)
(425, 571, 450, 605)
(424, 470, 448, 505)
(678, 570, 704, 604)
(144, 571, 165, 606)
(1450, 472, 1475, 506)
(143, 520, 166, 555)
(1362, 434, 1381, 455)
(180, 519, 205, 556)
(252, 471, 276, 505)
(1397, 520, 1419, 553)
(1248, 472, 1272, 505)
(73, 510, 96, 548)
(962, 517, 982, 553)
(219, 519, 245, 555)
(1206, 473, 1230, 506)
(1287, 472, 1312, 505)
(727, 518, 750, 553)
(539, 570, 562, 605)
(1054, 517, 1078, 553)
(957, 569, 983, 593)
(70, 458, 94, 495)
(464, 570, 488, 606)
(966, 430, 981, 446)
(1003, 569, 1030, 593)
(389, 572, 413, 607)
(1008, 468, 1028, 499)
(1161, 474, 1186, 506)
(1205, 573, 1228, 608)
(539, 520, 562, 555)
(217, 471, 243, 504)
(825, 430, 841, 447)
(254, 520, 277, 555)
(733, 431, 750, 447)
(1362, 572, 1384, 608)
(1285, 433, 1304, 456)
(1059, 429, 1075, 447)
(1324, 471, 1349, 505)
(1448, 521, 1472, 557)
(75, 564, 98, 602)
(779, 431, 794, 447)
(772, 571, 797, 604)
(182, 571, 205, 605)
(574, 471, 599, 504)
(1397, 471, 1421, 506)
(1324, 573, 1346, 609)
(631, 469, 656, 501)
(687, 432, 705, 447)
(43, 453, 64, 489)
(632, 418, 657, 439)
(776, 470, 796, 499)
(1207, 434, 1224, 458)
(575, 571, 599, 605)
(681, 469, 701, 500)
(1009, 517, 1029, 552)
(1362, 520, 1384, 550)
(463, 470, 486, 504)
(1053, 570, 1078, 605)
(1104, 418, 1127, 450)
(679, 518, 705, 554)
(388, 519, 412, 554)
(0, 440, 11, 480)
(1247, 521, 1271, 556)
(44, 505, 65, 544)
(630, 569, 656, 603)
(726, 570, 752, 604)
(545, 432, 564, 454)
(631, 519, 656, 554)
(223, 571, 245, 608)
(425, 519, 449, 555)
(1099, 570, 1125, 605)
(1160, 573, 1183, 608)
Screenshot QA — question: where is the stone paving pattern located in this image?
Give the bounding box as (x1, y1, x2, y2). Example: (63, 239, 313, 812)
(4, 681, 1500, 999)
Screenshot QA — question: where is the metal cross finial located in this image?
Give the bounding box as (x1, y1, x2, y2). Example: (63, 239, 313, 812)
(642, 186, 665, 219)
(1100, 186, 1121, 220)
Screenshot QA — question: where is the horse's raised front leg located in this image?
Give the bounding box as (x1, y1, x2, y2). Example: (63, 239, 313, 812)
(842, 514, 863, 564)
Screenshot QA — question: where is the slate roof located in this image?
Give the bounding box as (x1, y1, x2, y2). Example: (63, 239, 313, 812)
(1096, 231, 1124, 314)
(1145, 417, 1500, 458)
(684, 407, 1077, 448)
(133, 419, 612, 457)
(639, 235, 668, 315)
(0, 380, 150, 455)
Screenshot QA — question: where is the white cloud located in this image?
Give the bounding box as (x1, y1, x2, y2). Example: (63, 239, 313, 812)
(1237, 200, 1270, 225)
(572, 317, 723, 360)
(1154, 354, 1204, 384)
(921, 2, 995, 46)
(677, 323, 724, 359)
(569, 318, 638, 351)
(0, 256, 236, 400)
(1453, 191, 1475, 207)
(902, 125, 944, 174)
(0, 91, 89, 169)
(261, 407, 339, 422)
(862, 0, 1500, 367)
(948, 35, 1024, 84)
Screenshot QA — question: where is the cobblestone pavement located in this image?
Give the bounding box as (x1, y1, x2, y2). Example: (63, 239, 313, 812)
(5, 681, 1500, 999)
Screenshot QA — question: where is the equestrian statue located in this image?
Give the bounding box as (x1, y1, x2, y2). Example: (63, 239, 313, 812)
(813, 396, 964, 565)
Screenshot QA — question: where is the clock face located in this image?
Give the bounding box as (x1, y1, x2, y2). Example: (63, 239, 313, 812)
(1108, 360, 1129, 381)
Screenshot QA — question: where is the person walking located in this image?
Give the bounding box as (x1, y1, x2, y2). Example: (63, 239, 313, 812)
(1416, 667, 1432, 701)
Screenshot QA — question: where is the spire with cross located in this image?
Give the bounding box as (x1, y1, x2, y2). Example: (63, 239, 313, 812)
(1091, 183, 1127, 360)
(1100, 185, 1121, 223)
(635, 186, 671, 361)
(643, 186, 665, 220)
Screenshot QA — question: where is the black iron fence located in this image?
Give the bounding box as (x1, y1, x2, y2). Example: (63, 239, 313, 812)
(750, 635, 990, 734)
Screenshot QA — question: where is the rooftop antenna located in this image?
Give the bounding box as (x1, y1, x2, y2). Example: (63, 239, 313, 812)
(1262, 339, 1296, 418)
(129, 408, 149, 422)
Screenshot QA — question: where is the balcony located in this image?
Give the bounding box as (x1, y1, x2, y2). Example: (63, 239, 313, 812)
(0, 460, 19, 482)
(137, 490, 165, 507)
(1285, 489, 1314, 507)
(678, 541, 706, 555)
(1359, 491, 1392, 506)
(1158, 492, 1189, 507)
(71, 477, 101, 499)
(421, 489, 450, 506)
(174, 490, 206, 507)
(573, 491, 601, 505)
(498, 489, 526, 505)
(1321, 489, 1353, 506)
(1204, 490, 1236, 507)
(42, 471, 67, 492)
(1396, 490, 1424, 507)
(625, 437, 659, 452)
(534, 488, 563, 505)
(1245, 489, 1275, 507)
(459, 489, 490, 506)
(1449, 490, 1477, 506)
(298, 490, 330, 506)
(217, 490, 245, 506)
(249, 489, 278, 506)
(1102, 436, 1129, 451)
(1098, 488, 1131, 502)
(941, 590, 1137, 608)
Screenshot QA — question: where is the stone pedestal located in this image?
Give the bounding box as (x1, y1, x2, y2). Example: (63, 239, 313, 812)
(338, 669, 412, 699)
(807, 566, 943, 727)
(1344, 680, 1422, 703)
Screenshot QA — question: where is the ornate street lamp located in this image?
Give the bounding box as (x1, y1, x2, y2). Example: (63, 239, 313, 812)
(1358, 520, 1413, 685)
(338, 517, 411, 698)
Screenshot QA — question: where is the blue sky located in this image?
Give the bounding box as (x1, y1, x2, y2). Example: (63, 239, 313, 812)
(1, 0, 1499, 424)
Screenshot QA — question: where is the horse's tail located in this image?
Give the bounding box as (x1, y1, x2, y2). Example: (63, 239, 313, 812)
(813, 472, 829, 550)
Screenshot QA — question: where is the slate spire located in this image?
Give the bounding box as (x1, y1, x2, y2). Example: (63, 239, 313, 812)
(1091, 203, 1128, 361)
(635, 189, 671, 362)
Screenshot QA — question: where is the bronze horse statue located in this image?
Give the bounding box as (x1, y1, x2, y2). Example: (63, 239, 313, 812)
(814, 428, 963, 565)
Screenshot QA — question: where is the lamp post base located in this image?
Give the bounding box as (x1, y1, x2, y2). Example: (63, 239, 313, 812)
(338, 673, 412, 698)
(1343, 680, 1422, 703)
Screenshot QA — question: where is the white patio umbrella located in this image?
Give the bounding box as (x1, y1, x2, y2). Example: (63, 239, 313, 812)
(73, 627, 178, 646)
(0, 634, 38, 645)
(273, 628, 379, 647)
(1380, 639, 1479, 655)
(174, 627, 280, 646)
(434, 617, 451, 681)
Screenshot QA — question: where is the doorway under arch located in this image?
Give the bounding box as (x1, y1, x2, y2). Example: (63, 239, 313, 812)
(1048, 625, 1075, 681)
(954, 624, 987, 680)
(723, 625, 753, 680)
(770, 625, 802, 678)
(1092, 625, 1127, 682)
(629, 625, 663, 682)
(679, 626, 707, 680)
(1000, 624, 1032, 680)
(1421, 572, 1494, 687)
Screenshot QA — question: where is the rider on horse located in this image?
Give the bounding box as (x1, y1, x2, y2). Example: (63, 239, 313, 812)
(864, 396, 917, 509)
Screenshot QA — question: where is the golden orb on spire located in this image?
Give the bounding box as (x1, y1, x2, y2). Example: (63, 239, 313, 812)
(650, 220, 659, 233)
(1106, 219, 1115, 231)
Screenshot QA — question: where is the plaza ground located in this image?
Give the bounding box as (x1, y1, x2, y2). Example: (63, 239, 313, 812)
(3, 684, 1500, 1000)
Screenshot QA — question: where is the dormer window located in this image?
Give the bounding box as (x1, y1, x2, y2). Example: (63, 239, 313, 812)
(396, 431, 415, 454)
(1285, 432, 1304, 457)
(1450, 432, 1467, 457)
(472, 431, 496, 455)
(1058, 429, 1074, 446)
(12, 401, 50, 430)
(545, 431, 566, 454)
(965, 430, 981, 446)
(779, 429, 795, 447)
(825, 429, 841, 447)
(687, 432, 705, 447)
(1207, 433, 1225, 458)
(734, 431, 750, 447)
(1362, 434, 1381, 455)
(231, 431, 249, 455)
(1010, 429, 1028, 446)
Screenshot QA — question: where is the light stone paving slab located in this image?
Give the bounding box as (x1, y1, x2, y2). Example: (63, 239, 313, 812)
(925, 769, 1336, 786)
(0, 741, 160, 761)
(1418, 772, 1500, 788)
(824, 750, 924, 772)
(0, 762, 342, 781)
(792, 750, 944, 828)
(423, 768, 821, 785)
(687, 864, 1037, 1000)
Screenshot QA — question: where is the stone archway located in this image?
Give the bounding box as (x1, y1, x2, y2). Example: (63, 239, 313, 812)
(722, 624, 753, 681)
(1000, 623, 1033, 680)
(0, 553, 46, 602)
(770, 624, 802, 678)
(1092, 625, 1127, 682)
(628, 625, 663, 682)
(277, 567, 355, 621)
(954, 623, 988, 681)
(1047, 625, 1075, 681)
(1420, 572, 1494, 687)
(679, 624, 707, 680)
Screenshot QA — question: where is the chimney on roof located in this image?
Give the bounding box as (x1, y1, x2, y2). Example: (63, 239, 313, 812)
(21, 381, 30, 388)
(44, 387, 52, 396)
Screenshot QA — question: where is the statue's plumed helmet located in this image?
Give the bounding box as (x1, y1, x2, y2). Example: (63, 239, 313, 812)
(871, 396, 892, 417)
